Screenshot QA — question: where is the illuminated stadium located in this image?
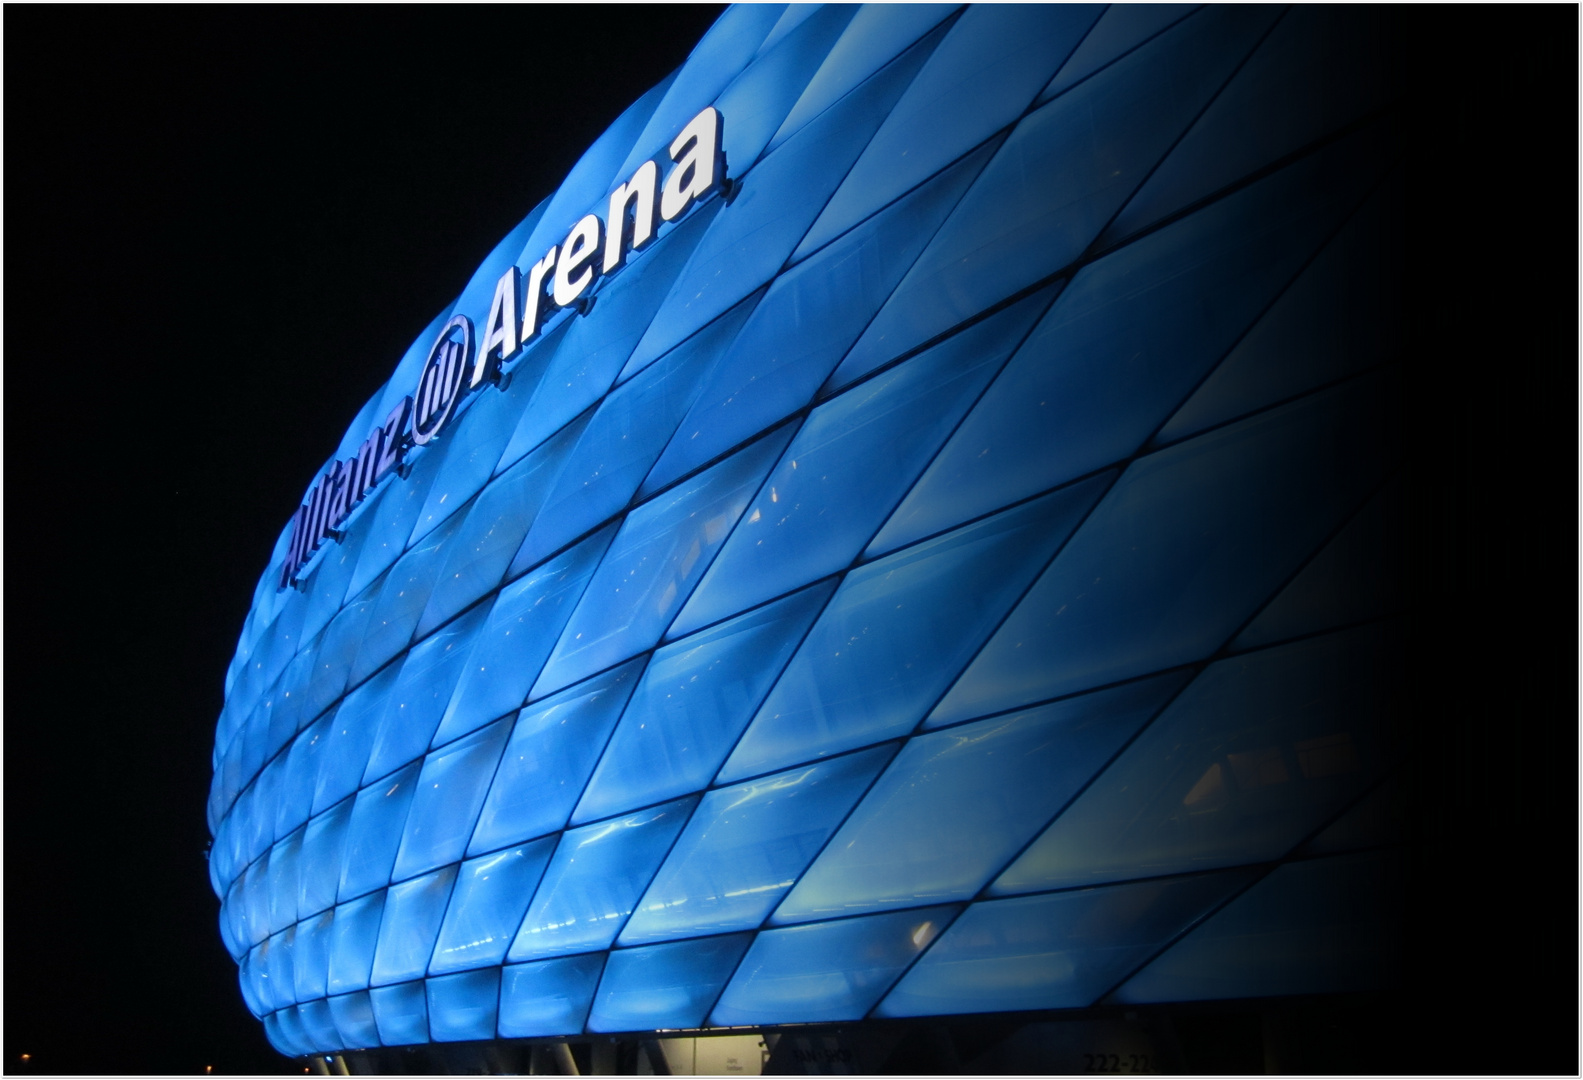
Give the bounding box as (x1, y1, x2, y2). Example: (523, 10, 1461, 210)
(207, 4, 1404, 1072)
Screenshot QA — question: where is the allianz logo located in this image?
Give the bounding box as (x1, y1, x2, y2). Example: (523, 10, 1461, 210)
(280, 107, 728, 589)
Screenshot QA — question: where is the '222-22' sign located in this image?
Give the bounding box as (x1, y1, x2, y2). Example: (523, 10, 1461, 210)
(280, 107, 728, 589)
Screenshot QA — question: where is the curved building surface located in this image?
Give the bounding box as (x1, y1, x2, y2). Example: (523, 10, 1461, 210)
(209, 4, 1404, 1065)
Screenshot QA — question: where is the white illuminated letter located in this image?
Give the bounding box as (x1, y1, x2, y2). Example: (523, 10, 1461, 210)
(473, 266, 519, 386)
(353, 430, 383, 497)
(604, 160, 659, 273)
(331, 457, 358, 528)
(521, 246, 558, 342)
(553, 214, 602, 308)
(661, 106, 723, 222)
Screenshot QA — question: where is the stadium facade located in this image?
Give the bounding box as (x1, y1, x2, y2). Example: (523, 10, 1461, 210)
(208, 4, 1403, 1072)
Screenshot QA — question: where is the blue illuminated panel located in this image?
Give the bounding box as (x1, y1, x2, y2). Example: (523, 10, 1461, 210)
(212, 3, 1402, 1051)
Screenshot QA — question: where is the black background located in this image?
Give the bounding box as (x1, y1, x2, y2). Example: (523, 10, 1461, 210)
(5, 6, 1577, 1077)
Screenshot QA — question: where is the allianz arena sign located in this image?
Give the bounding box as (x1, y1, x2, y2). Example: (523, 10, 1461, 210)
(280, 108, 727, 589)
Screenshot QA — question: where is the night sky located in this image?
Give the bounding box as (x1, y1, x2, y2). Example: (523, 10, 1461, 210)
(5, 6, 1578, 1078)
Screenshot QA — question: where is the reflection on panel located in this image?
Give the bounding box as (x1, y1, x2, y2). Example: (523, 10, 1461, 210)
(933, 371, 1398, 724)
(993, 623, 1400, 893)
(533, 429, 791, 698)
(277, 716, 331, 843)
(713, 6, 856, 176)
(1038, 5, 1199, 104)
(409, 384, 526, 550)
(237, 947, 264, 1017)
(370, 980, 429, 1047)
(370, 865, 458, 987)
(515, 312, 733, 570)
(391, 718, 512, 882)
(349, 511, 468, 688)
(344, 445, 443, 602)
(835, 5, 1281, 381)
(326, 892, 385, 997)
(768, 6, 958, 153)
(240, 854, 271, 951)
(611, 3, 782, 187)
(306, 591, 378, 723)
(799, 4, 1101, 257)
(298, 999, 339, 1054)
(293, 910, 334, 1004)
(878, 870, 1251, 1016)
(589, 934, 754, 1032)
(575, 581, 835, 825)
(722, 479, 1109, 782)
(711, 906, 958, 1026)
(499, 954, 606, 1038)
(675, 283, 1019, 633)
(508, 798, 698, 963)
(265, 928, 297, 1012)
(587, 199, 725, 390)
(649, 138, 997, 496)
(416, 425, 569, 639)
(362, 605, 491, 787)
(271, 1006, 310, 1056)
(624, 746, 895, 944)
(328, 991, 381, 1051)
(623, 26, 940, 376)
(857, 287, 1063, 552)
(313, 666, 397, 816)
(879, 125, 1387, 548)
(495, 406, 597, 572)
(436, 525, 613, 748)
(426, 968, 501, 1042)
(267, 827, 303, 935)
(776, 674, 1188, 923)
(430, 838, 557, 975)
(338, 763, 420, 903)
(469, 659, 644, 856)
(298, 800, 352, 920)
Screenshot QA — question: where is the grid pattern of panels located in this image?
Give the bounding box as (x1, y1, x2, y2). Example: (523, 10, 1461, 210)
(210, 4, 1405, 1056)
